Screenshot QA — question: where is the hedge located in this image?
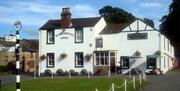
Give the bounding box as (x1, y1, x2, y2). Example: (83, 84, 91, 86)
(0, 65, 8, 72)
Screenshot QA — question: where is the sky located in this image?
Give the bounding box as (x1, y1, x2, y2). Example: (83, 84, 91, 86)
(0, 0, 172, 39)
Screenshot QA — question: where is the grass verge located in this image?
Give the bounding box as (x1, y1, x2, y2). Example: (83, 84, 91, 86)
(1, 78, 147, 91)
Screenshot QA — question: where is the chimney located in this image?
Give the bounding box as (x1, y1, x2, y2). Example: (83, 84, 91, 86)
(61, 8, 71, 27)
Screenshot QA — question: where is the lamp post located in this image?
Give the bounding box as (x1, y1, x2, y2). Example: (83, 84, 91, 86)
(14, 21, 22, 91)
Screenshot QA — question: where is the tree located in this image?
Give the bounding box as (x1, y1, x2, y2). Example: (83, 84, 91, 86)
(160, 0, 180, 47)
(99, 6, 135, 23)
(143, 18, 154, 28)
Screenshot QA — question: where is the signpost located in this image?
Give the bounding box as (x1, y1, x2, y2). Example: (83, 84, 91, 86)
(14, 21, 22, 91)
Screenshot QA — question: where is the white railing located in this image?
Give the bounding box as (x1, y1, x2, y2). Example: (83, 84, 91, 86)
(95, 73, 146, 91)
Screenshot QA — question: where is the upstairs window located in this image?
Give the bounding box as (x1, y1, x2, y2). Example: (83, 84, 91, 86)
(75, 52, 84, 67)
(121, 56, 129, 69)
(47, 53, 54, 68)
(75, 27, 83, 43)
(96, 38, 103, 48)
(47, 30, 54, 44)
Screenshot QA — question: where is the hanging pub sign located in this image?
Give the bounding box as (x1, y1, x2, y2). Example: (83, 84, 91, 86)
(127, 33, 148, 40)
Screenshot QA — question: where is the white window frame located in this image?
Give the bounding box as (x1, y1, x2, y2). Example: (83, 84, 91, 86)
(75, 27, 83, 43)
(96, 38, 103, 48)
(75, 52, 84, 67)
(47, 53, 54, 68)
(147, 57, 156, 69)
(121, 56, 129, 69)
(95, 52, 109, 66)
(47, 30, 54, 44)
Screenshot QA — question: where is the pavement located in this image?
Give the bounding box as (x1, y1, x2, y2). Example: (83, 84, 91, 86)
(0, 74, 33, 86)
(140, 69, 180, 91)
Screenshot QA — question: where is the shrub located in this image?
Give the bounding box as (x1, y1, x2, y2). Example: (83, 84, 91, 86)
(7, 62, 16, 74)
(0, 65, 8, 72)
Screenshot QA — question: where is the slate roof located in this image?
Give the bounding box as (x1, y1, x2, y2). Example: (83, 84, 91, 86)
(0, 39, 38, 52)
(0, 40, 15, 47)
(100, 23, 130, 34)
(39, 17, 101, 30)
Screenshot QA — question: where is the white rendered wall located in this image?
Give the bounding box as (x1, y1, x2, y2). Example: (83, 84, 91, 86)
(39, 17, 106, 74)
(39, 18, 174, 75)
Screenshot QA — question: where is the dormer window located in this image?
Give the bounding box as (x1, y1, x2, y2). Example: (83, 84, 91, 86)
(47, 30, 54, 44)
(75, 27, 83, 43)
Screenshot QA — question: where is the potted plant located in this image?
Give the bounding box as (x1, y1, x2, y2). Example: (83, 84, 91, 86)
(85, 53, 92, 61)
(134, 51, 141, 56)
(60, 53, 67, 59)
(155, 50, 161, 55)
(40, 54, 46, 60)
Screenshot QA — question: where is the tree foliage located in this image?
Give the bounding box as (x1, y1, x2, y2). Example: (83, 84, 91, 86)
(143, 18, 154, 28)
(160, 0, 180, 46)
(99, 6, 135, 23)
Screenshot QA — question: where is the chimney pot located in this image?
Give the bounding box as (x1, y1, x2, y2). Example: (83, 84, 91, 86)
(61, 8, 71, 27)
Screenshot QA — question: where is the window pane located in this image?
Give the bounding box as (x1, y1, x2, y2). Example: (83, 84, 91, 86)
(47, 53, 54, 67)
(121, 57, 129, 68)
(96, 57, 99, 65)
(47, 31, 54, 44)
(147, 57, 156, 68)
(75, 28, 83, 43)
(75, 53, 83, 67)
(105, 56, 108, 65)
(96, 38, 103, 48)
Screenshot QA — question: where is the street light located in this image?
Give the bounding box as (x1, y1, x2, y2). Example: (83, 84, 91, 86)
(14, 21, 22, 91)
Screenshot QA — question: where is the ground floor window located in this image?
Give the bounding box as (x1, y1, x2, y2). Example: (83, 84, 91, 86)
(121, 56, 129, 69)
(95, 52, 108, 66)
(75, 52, 84, 67)
(47, 53, 54, 68)
(147, 57, 156, 69)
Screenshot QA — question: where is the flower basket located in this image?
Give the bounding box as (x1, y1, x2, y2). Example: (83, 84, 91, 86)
(155, 50, 161, 55)
(85, 54, 92, 61)
(134, 51, 141, 56)
(60, 53, 67, 59)
(40, 55, 46, 60)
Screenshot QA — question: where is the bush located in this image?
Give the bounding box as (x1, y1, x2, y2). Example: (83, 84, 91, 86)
(0, 65, 8, 72)
(7, 62, 16, 74)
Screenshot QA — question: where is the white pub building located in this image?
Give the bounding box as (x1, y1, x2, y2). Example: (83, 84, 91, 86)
(39, 8, 174, 76)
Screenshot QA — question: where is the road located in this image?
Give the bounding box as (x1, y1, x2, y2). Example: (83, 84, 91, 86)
(0, 74, 33, 86)
(141, 69, 180, 91)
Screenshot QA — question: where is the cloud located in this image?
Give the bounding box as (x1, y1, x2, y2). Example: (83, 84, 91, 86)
(72, 4, 98, 18)
(0, 1, 98, 26)
(139, 2, 164, 8)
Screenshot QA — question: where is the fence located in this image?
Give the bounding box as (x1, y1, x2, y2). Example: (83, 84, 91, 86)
(95, 73, 146, 91)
